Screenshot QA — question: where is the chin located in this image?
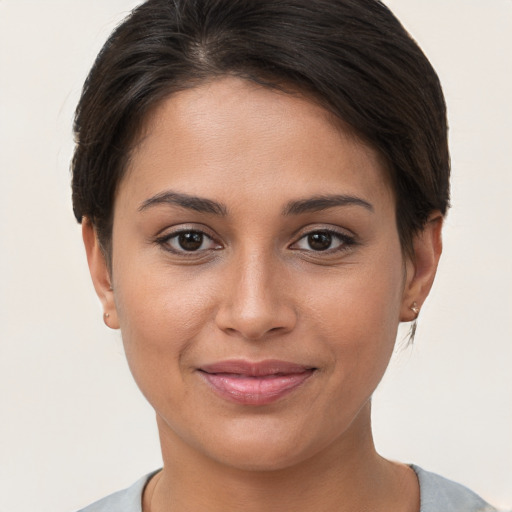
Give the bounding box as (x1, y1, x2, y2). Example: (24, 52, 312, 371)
(193, 416, 337, 473)
(209, 440, 312, 473)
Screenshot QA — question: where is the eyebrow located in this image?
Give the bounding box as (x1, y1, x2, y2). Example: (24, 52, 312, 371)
(138, 191, 228, 215)
(138, 191, 373, 217)
(282, 195, 374, 215)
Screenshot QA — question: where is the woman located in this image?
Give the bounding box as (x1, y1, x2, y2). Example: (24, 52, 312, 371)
(71, 0, 498, 511)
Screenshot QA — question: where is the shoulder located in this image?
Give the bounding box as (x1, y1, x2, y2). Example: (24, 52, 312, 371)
(74, 471, 157, 512)
(74, 466, 501, 512)
(412, 465, 499, 512)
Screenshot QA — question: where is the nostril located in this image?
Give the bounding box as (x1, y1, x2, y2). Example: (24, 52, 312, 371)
(224, 324, 290, 341)
(214, 286, 298, 340)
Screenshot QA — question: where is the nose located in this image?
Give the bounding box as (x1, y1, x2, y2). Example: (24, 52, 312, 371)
(214, 249, 297, 341)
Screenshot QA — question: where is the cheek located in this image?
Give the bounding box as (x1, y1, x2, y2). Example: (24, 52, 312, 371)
(309, 257, 403, 335)
(304, 251, 405, 381)
(112, 259, 218, 385)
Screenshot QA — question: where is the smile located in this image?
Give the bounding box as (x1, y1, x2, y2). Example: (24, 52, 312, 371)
(198, 360, 316, 405)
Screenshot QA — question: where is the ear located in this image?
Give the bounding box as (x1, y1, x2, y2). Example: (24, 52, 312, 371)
(400, 212, 443, 322)
(82, 218, 119, 329)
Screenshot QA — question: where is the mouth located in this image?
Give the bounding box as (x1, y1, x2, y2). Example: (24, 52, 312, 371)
(198, 359, 316, 405)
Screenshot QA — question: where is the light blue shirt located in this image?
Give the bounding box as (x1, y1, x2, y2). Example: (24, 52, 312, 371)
(76, 465, 500, 512)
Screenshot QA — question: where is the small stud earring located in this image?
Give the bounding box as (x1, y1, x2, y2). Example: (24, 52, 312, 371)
(104, 312, 110, 319)
(410, 302, 420, 316)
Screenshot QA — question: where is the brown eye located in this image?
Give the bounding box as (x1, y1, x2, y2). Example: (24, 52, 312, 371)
(291, 229, 355, 254)
(307, 232, 332, 251)
(178, 231, 204, 251)
(159, 229, 221, 254)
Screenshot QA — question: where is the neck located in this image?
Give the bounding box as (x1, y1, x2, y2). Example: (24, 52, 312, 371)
(145, 402, 419, 512)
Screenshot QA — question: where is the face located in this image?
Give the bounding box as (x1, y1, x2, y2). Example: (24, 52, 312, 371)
(86, 77, 436, 472)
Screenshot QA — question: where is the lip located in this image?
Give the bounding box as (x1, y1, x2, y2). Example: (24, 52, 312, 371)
(198, 359, 316, 405)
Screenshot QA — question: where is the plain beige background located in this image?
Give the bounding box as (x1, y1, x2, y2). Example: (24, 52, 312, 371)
(0, 1, 511, 511)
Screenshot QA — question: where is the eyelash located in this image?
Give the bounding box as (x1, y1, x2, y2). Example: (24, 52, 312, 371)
(154, 228, 221, 255)
(154, 227, 357, 256)
(290, 229, 357, 255)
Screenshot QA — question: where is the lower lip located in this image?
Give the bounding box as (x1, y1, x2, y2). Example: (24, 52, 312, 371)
(199, 370, 315, 405)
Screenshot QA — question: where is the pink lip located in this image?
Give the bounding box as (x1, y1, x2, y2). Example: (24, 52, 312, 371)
(198, 359, 315, 405)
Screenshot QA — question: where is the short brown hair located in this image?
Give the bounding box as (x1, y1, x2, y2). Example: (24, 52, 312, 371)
(72, 0, 450, 258)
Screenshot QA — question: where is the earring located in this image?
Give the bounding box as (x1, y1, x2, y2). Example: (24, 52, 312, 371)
(410, 302, 420, 316)
(104, 312, 110, 319)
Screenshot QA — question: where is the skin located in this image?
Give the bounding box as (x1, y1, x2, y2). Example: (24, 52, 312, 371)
(83, 77, 443, 512)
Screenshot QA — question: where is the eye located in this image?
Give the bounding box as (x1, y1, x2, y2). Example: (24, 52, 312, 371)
(158, 230, 221, 253)
(291, 229, 354, 253)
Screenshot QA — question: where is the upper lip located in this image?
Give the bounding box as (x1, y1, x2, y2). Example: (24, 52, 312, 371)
(199, 359, 315, 377)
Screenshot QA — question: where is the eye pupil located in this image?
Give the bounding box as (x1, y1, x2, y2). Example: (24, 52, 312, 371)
(308, 232, 332, 251)
(178, 232, 203, 251)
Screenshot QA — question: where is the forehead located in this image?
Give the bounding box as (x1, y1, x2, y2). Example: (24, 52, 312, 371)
(120, 76, 393, 210)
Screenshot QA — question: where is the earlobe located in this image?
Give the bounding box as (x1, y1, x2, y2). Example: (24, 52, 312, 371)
(400, 212, 443, 322)
(82, 218, 120, 329)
